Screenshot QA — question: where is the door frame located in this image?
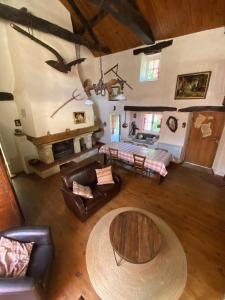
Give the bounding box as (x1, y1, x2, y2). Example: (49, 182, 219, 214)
(109, 113, 121, 142)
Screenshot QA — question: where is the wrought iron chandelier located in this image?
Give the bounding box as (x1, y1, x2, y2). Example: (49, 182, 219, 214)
(84, 57, 133, 100)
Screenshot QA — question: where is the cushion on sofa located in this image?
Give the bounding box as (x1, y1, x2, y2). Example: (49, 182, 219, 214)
(95, 166, 115, 185)
(62, 162, 101, 189)
(0, 236, 34, 278)
(73, 181, 93, 199)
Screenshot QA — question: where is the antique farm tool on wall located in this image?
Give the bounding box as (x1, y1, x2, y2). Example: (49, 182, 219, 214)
(50, 89, 84, 118)
(10, 23, 86, 73)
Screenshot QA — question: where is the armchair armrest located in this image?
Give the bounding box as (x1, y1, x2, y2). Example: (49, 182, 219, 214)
(112, 173, 122, 186)
(61, 187, 85, 215)
(0, 277, 35, 294)
(0, 227, 52, 246)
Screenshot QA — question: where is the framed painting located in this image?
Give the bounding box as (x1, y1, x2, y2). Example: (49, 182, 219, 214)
(175, 71, 211, 99)
(109, 86, 120, 101)
(74, 112, 86, 124)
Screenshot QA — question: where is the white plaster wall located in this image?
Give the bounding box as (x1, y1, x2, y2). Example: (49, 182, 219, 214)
(0, 20, 23, 173)
(3, 0, 94, 138)
(159, 112, 190, 146)
(80, 27, 225, 175)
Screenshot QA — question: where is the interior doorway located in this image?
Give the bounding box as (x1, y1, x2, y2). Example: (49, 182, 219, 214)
(110, 114, 121, 142)
(185, 112, 225, 168)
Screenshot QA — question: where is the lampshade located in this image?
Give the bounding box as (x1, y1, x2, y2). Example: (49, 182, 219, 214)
(85, 99, 94, 105)
(116, 93, 126, 101)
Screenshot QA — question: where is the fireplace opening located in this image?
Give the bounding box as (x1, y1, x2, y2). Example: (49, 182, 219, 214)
(52, 139, 74, 161)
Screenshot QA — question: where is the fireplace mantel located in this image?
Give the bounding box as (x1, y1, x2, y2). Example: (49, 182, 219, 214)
(26, 124, 100, 146)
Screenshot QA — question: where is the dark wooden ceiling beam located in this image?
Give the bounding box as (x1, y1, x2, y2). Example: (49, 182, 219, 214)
(0, 3, 107, 53)
(178, 106, 225, 112)
(66, 0, 98, 44)
(89, 9, 107, 28)
(88, 0, 155, 44)
(133, 40, 173, 55)
(0, 92, 14, 101)
(124, 106, 177, 112)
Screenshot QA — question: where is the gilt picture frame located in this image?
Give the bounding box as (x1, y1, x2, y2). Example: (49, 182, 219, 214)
(74, 112, 86, 124)
(175, 71, 211, 99)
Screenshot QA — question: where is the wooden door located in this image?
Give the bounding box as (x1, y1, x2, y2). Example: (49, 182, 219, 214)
(185, 112, 225, 167)
(0, 150, 23, 230)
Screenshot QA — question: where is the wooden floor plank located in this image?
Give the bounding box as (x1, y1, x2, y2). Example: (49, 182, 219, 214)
(12, 163, 225, 300)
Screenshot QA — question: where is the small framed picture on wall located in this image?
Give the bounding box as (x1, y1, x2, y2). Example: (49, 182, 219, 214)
(73, 112, 86, 124)
(14, 119, 21, 127)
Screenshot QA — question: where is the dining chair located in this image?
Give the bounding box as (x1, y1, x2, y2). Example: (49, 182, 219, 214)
(108, 147, 120, 166)
(133, 154, 148, 176)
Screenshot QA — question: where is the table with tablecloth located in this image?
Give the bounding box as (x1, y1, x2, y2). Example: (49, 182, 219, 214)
(99, 142, 171, 177)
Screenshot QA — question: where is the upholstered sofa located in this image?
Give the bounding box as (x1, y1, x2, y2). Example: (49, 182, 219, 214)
(0, 226, 53, 300)
(61, 161, 121, 222)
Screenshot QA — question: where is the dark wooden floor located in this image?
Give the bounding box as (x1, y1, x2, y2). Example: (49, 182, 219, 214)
(12, 163, 225, 300)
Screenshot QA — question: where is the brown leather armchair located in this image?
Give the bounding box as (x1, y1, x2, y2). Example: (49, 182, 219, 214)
(0, 226, 53, 300)
(61, 161, 121, 222)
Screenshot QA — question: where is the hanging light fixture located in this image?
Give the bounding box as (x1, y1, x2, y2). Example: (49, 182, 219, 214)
(83, 58, 133, 99)
(84, 98, 94, 105)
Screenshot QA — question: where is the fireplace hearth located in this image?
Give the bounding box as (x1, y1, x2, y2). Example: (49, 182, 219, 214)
(52, 139, 74, 160)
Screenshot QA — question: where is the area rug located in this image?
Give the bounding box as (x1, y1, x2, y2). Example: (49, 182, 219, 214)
(86, 207, 187, 300)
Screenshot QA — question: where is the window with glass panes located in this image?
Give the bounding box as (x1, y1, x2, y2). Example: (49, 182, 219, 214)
(142, 113, 162, 133)
(140, 55, 160, 82)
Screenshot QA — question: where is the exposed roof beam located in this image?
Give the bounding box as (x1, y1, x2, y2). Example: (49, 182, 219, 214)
(133, 40, 173, 55)
(0, 92, 14, 101)
(0, 3, 107, 53)
(178, 106, 225, 112)
(88, 0, 155, 44)
(89, 9, 107, 28)
(124, 106, 177, 112)
(66, 0, 99, 44)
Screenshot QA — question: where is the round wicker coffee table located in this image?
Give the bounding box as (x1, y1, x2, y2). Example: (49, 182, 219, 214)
(109, 211, 162, 265)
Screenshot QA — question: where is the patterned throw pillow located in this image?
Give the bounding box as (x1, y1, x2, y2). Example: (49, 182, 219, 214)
(0, 236, 34, 278)
(73, 181, 93, 199)
(95, 166, 115, 185)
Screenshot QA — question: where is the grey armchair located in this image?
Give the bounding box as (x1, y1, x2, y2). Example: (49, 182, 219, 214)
(0, 226, 54, 300)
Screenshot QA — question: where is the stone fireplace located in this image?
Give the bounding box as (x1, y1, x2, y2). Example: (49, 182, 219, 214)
(36, 132, 93, 164)
(24, 125, 100, 178)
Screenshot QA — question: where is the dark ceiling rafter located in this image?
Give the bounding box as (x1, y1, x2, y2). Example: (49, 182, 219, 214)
(178, 106, 225, 112)
(63, 0, 111, 54)
(89, 9, 107, 28)
(133, 40, 173, 55)
(0, 3, 106, 53)
(66, 0, 97, 44)
(0, 92, 14, 101)
(124, 106, 177, 112)
(88, 0, 155, 45)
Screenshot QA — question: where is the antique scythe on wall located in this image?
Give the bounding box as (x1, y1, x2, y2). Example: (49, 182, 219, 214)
(10, 23, 86, 73)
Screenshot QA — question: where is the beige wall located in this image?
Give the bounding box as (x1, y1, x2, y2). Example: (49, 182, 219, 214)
(3, 0, 94, 138)
(80, 27, 225, 176)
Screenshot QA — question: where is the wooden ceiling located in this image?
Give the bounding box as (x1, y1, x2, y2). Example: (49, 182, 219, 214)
(60, 0, 225, 56)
